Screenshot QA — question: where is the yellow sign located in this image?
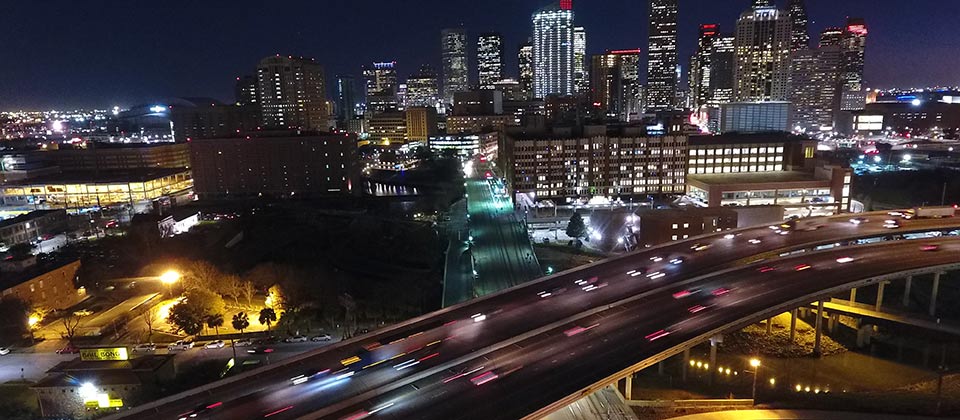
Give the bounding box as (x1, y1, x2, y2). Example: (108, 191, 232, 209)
(80, 347, 129, 361)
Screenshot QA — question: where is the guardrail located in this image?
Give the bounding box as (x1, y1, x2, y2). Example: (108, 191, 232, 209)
(625, 399, 754, 408)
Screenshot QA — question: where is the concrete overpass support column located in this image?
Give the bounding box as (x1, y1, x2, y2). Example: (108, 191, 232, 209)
(875, 281, 887, 312)
(828, 313, 838, 333)
(849, 287, 858, 305)
(903, 276, 913, 307)
(709, 335, 721, 385)
(766, 317, 773, 334)
(930, 272, 942, 317)
(790, 309, 798, 342)
(813, 300, 824, 357)
(682, 349, 690, 382)
(624, 374, 633, 400)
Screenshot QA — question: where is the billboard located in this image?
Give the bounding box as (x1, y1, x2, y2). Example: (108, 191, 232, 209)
(79, 347, 129, 361)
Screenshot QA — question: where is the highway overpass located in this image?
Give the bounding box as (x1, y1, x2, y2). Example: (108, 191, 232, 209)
(103, 211, 960, 420)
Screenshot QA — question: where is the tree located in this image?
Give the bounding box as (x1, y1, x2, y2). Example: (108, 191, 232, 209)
(60, 312, 85, 344)
(206, 314, 224, 338)
(183, 288, 226, 319)
(167, 303, 204, 335)
(566, 212, 587, 239)
(259, 308, 277, 332)
(232, 312, 250, 336)
(223, 275, 244, 307)
(139, 305, 158, 343)
(182, 260, 223, 292)
(238, 280, 255, 306)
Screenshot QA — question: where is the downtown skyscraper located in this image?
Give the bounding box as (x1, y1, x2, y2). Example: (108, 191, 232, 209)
(441, 28, 469, 104)
(477, 33, 504, 90)
(733, 4, 791, 102)
(787, 0, 810, 51)
(573, 26, 588, 94)
(646, 0, 678, 111)
(590, 49, 641, 121)
(256, 55, 327, 131)
(689, 24, 719, 110)
(839, 18, 868, 111)
(789, 44, 841, 131)
(335, 75, 357, 123)
(363, 61, 399, 113)
(532, 0, 575, 99)
(405, 65, 440, 109)
(518, 41, 534, 100)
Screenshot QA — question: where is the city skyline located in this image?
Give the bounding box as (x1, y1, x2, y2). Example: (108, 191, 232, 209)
(1, 0, 959, 109)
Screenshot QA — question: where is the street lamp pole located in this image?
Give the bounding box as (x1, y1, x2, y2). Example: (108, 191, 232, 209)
(750, 358, 761, 404)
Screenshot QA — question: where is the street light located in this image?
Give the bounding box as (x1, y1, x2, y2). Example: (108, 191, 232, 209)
(159, 270, 181, 285)
(749, 358, 761, 404)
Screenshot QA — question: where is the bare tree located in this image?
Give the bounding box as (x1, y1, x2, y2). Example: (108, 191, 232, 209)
(61, 312, 85, 344)
(140, 305, 158, 343)
(223, 275, 243, 307)
(183, 260, 222, 292)
(238, 280, 255, 306)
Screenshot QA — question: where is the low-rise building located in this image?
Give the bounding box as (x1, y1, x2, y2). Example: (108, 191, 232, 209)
(0, 169, 192, 212)
(405, 107, 438, 143)
(687, 132, 817, 176)
(366, 111, 407, 145)
(719, 102, 792, 133)
(189, 131, 359, 200)
(0, 258, 83, 312)
(0, 209, 67, 247)
(632, 207, 739, 247)
(446, 115, 515, 134)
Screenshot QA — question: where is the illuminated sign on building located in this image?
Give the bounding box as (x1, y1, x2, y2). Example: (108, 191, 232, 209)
(559, 0, 572, 10)
(80, 347, 129, 361)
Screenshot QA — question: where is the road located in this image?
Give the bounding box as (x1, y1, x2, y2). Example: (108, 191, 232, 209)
(466, 166, 541, 296)
(103, 212, 960, 420)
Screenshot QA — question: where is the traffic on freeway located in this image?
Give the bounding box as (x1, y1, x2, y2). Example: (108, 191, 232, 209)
(106, 211, 960, 420)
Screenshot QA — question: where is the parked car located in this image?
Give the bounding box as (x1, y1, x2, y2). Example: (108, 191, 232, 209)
(131, 343, 156, 353)
(0, 347, 10, 355)
(56, 344, 80, 354)
(284, 335, 308, 343)
(233, 339, 253, 347)
(167, 340, 194, 351)
(203, 340, 225, 349)
(247, 346, 274, 354)
(310, 334, 333, 342)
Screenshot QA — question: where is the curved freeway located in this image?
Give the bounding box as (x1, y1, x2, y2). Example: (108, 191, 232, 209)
(105, 212, 960, 420)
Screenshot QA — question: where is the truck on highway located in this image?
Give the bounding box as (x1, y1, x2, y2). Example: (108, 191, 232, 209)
(783, 217, 827, 231)
(908, 206, 957, 219)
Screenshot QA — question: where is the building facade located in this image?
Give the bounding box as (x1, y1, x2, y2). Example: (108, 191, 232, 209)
(646, 0, 679, 111)
(0, 169, 192, 211)
(787, 0, 810, 51)
(363, 61, 399, 113)
(719, 102, 792, 133)
(840, 18, 868, 111)
(0, 210, 67, 247)
(532, 1, 575, 98)
(441, 28, 469, 104)
(477, 33, 504, 90)
(336, 75, 357, 123)
(573, 26, 588, 94)
(256, 55, 327, 131)
(733, 6, 791, 102)
(0, 259, 83, 312)
(518, 41, 535, 100)
(690, 24, 719, 110)
(405, 107, 439, 143)
(405, 65, 440, 109)
(590, 50, 641, 122)
(189, 133, 358, 199)
(789, 46, 841, 132)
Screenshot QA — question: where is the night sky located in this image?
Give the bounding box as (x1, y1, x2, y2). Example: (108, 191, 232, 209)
(1, 0, 957, 110)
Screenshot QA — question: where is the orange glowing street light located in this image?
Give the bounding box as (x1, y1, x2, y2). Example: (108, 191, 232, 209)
(159, 270, 181, 285)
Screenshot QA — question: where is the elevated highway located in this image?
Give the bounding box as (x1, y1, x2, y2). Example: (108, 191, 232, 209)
(104, 212, 960, 420)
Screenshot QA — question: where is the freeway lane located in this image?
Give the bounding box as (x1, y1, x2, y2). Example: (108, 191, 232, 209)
(326, 238, 960, 420)
(107, 212, 960, 420)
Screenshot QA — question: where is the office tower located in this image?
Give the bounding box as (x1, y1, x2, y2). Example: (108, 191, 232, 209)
(709, 35, 736, 105)
(819, 27, 843, 48)
(787, 0, 810, 51)
(235, 74, 260, 130)
(518, 41, 535, 99)
(752, 0, 771, 7)
(363, 61, 399, 113)
(690, 24, 719, 109)
(840, 18, 868, 111)
(532, 0, 575, 98)
(573, 26, 589, 94)
(477, 33, 504, 90)
(335, 75, 357, 123)
(405, 107, 439, 143)
(406, 65, 440, 109)
(590, 50, 641, 121)
(733, 5, 791, 102)
(789, 45, 841, 131)
(441, 28, 469, 104)
(646, 0, 679, 110)
(256, 55, 327, 131)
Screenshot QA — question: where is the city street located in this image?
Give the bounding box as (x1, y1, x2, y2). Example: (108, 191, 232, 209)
(0, 353, 75, 383)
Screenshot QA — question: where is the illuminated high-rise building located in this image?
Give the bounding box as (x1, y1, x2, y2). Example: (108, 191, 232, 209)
(590, 49, 641, 121)
(733, 5, 791, 102)
(477, 33, 504, 90)
(819, 27, 843, 48)
(787, 0, 810, 51)
(235, 74, 260, 129)
(518, 41, 535, 100)
(790, 45, 841, 131)
(573, 26, 589, 94)
(441, 28, 469, 104)
(532, 0, 575, 98)
(709, 35, 736, 105)
(256, 55, 327, 131)
(646, 0, 678, 110)
(752, 0, 771, 7)
(363, 61, 399, 113)
(689, 24, 719, 109)
(840, 18, 868, 111)
(406, 65, 439, 109)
